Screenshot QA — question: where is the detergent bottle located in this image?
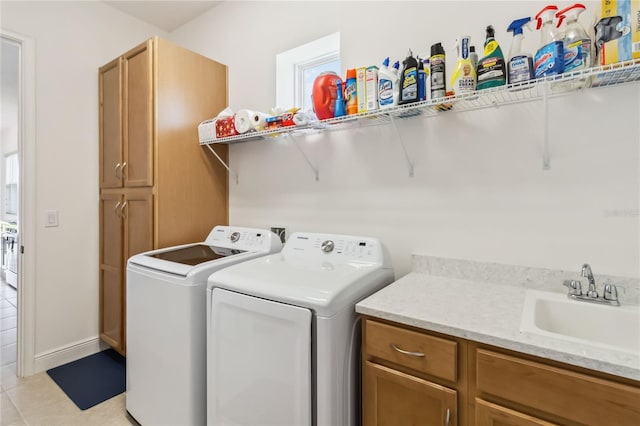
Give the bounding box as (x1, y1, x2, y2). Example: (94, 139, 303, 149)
(507, 17, 534, 84)
(399, 50, 419, 105)
(556, 3, 592, 73)
(476, 26, 507, 90)
(378, 57, 400, 109)
(534, 5, 564, 78)
(451, 35, 476, 94)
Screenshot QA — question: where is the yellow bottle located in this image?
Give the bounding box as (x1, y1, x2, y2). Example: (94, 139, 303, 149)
(451, 36, 477, 95)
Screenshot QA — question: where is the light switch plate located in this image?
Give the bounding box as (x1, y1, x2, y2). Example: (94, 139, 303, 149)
(45, 210, 58, 227)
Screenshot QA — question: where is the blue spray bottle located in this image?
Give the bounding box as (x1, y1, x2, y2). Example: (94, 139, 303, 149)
(507, 17, 534, 84)
(334, 79, 346, 117)
(533, 5, 564, 78)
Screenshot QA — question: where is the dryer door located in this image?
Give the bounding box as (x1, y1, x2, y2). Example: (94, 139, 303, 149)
(208, 288, 312, 426)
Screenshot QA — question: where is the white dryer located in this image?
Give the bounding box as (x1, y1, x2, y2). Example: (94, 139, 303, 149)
(126, 226, 282, 426)
(206, 232, 394, 426)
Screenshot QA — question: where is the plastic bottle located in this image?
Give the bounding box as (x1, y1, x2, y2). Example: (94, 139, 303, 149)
(430, 42, 446, 99)
(399, 50, 419, 105)
(556, 3, 592, 73)
(469, 46, 479, 72)
(345, 68, 357, 115)
(334, 80, 346, 117)
(451, 35, 477, 95)
(533, 5, 565, 78)
(476, 25, 507, 90)
(417, 57, 426, 101)
(507, 17, 534, 84)
(378, 58, 398, 109)
(423, 58, 431, 100)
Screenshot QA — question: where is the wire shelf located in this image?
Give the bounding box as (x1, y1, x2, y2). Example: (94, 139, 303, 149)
(200, 59, 640, 146)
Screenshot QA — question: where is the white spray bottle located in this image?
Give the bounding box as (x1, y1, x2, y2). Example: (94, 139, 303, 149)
(507, 17, 534, 84)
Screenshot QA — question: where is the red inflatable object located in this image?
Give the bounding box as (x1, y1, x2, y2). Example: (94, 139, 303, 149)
(312, 72, 343, 120)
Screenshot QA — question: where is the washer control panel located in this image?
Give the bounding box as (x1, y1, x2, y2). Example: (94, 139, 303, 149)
(283, 233, 382, 263)
(206, 226, 281, 251)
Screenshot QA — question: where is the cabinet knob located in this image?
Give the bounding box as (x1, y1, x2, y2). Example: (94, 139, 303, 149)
(114, 201, 121, 217)
(115, 163, 121, 179)
(121, 162, 127, 179)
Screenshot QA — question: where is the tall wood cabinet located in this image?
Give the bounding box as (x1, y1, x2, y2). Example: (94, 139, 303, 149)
(98, 37, 229, 354)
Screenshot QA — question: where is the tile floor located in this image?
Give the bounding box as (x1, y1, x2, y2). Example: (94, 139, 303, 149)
(0, 278, 136, 426)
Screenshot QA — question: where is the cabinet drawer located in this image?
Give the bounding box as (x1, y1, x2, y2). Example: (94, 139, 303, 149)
(476, 349, 640, 426)
(365, 319, 457, 382)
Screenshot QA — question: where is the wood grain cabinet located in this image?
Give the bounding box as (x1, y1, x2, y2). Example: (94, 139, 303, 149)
(362, 317, 640, 426)
(363, 319, 461, 426)
(98, 37, 229, 354)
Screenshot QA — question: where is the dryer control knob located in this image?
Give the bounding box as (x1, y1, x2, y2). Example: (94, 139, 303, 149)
(321, 240, 335, 253)
(230, 232, 240, 243)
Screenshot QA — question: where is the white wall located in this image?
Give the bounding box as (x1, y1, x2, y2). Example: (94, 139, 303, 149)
(173, 1, 639, 278)
(1, 1, 166, 365)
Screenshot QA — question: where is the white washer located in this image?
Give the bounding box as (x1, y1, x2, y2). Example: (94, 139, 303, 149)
(206, 232, 394, 426)
(126, 226, 282, 426)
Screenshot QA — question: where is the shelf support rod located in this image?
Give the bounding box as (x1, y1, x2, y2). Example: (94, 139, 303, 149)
(205, 144, 239, 184)
(389, 115, 415, 177)
(542, 82, 551, 170)
(288, 133, 319, 181)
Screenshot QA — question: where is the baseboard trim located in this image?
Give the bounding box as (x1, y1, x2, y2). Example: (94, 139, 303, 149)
(34, 336, 110, 373)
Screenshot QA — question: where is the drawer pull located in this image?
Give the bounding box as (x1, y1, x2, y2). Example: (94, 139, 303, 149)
(391, 343, 425, 358)
(445, 408, 450, 426)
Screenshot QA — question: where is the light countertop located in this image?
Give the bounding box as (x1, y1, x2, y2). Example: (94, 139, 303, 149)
(356, 256, 640, 381)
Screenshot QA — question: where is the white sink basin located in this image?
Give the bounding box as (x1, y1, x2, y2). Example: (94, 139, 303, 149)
(520, 289, 640, 355)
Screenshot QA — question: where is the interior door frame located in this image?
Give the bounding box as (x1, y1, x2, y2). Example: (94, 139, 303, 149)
(1, 28, 37, 377)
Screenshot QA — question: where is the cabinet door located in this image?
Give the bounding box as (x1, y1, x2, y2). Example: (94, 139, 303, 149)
(364, 361, 457, 426)
(99, 193, 124, 349)
(122, 40, 153, 188)
(99, 58, 123, 189)
(121, 191, 153, 354)
(476, 399, 557, 426)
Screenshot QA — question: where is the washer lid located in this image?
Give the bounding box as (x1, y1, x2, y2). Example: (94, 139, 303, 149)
(207, 252, 394, 317)
(148, 244, 246, 266)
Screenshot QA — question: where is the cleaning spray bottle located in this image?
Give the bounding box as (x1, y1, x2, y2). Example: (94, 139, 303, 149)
(534, 5, 564, 78)
(378, 57, 400, 109)
(556, 3, 592, 73)
(399, 50, 419, 105)
(476, 25, 507, 90)
(507, 17, 534, 84)
(451, 35, 476, 94)
(345, 68, 357, 115)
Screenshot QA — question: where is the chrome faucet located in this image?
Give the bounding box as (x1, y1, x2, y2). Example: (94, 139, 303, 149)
(562, 264, 621, 306)
(581, 263, 598, 298)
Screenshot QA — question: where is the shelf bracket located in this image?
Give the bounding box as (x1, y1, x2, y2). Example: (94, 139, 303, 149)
(542, 82, 551, 170)
(205, 144, 239, 184)
(389, 115, 415, 177)
(288, 133, 319, 181)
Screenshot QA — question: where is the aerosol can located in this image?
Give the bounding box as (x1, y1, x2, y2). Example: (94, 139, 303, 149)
(534, 5, 565, 78)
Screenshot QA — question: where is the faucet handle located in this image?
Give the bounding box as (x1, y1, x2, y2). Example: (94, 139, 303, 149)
(603, 284, 617, 301)
(563, 279, 582, 296)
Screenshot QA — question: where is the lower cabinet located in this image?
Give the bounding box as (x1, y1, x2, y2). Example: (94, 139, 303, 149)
(362, 317, 640, 426)
(364, 361, 457, 426)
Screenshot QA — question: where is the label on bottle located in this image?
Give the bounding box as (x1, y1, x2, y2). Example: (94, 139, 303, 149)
(563, 40, 583, 72)
(378, 78, 394, 107)
(534, 41, 564, 78)
(508, 55, 533, 84)
(345, 79, 357, 113)
(430, 54, 446, 98)
(401, 67, 418, 102)
(476, 56, 506, 87)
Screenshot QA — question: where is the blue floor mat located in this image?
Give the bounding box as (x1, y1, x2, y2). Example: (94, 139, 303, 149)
(46, 349, 125, 410)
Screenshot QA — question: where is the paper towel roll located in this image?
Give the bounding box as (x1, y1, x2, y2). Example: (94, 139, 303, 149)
(251, 112, 269, 131)
(234, 109, 254, 134)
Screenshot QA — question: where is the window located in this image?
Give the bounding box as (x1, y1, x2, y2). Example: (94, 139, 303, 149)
(276, 32, 341, 112)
